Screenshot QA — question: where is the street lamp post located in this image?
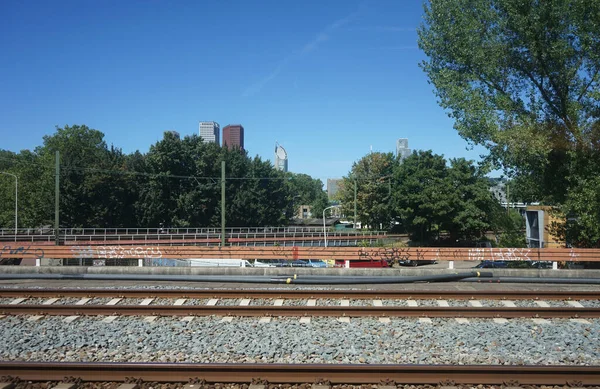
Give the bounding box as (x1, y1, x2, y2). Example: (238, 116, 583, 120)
(322, 205, 340, 248)
(0, 172, 18, 235)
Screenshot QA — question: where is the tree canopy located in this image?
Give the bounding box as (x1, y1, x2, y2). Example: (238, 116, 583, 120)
(418, 0, 600, 246)
(0, 125, 321, 228)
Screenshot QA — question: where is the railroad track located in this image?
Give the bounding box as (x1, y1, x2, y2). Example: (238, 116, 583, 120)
(1, 362, 599, 385)
(1, 287, 600, 299)
(0, 288, 599, 318)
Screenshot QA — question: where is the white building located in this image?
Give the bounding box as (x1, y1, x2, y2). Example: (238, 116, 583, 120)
(396, 138, 411, 162)
(199, 121, 220, 144)
(275, 142, 288, 172)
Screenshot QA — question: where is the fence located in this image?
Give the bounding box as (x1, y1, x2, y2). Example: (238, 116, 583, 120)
(1, 244, 599, 269)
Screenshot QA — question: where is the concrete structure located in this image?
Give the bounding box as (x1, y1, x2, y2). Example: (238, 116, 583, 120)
(199, 121, 220, 144)
(396, 138, 411, 162)
(525, 205, 564, 248)
(327, 179, 343, 200)
(223, 124, 244, 150)
(295, 205, 312, 219)
(274, 142, 288, 172)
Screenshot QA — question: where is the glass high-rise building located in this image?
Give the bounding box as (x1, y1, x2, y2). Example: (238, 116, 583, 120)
(199, 121, 220, 144)
(396, 138, 411, 162)
(274, 142, 288, 172)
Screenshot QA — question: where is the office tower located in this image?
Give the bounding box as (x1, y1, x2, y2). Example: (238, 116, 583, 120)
(274, 142, 288, 172)
(396, 138, 411, 162)
(223, 124, 244, 150)
(199, 121, 220, 144)
(327, 179, 343, 200)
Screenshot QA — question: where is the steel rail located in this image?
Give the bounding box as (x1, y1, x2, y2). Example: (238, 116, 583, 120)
(1, 304, 599, 318)
(1, 288, 600, 300)
(0, 362, 598, 385)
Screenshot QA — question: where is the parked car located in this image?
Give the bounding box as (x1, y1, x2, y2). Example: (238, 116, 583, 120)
(291, 260, 310, 267)
(306, 259, 327, 268)
(474, 260, 508, 268)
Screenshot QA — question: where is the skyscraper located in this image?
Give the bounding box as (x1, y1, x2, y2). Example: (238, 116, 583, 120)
(274, 142, 288, 172)
(199, 121, 220, 144)
(396, 138, 411, 162)
(223, 124, 244, 150)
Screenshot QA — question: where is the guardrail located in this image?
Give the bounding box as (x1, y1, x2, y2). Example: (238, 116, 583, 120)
(1, 244, 598, 267)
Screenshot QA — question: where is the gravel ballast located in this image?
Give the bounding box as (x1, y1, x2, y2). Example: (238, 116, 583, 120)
(1, 316, 598, 365)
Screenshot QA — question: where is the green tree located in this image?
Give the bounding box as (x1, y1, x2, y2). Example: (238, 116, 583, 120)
(339, 152, 395, 230)
(286, 173, 329, 218)
(418, 0, 600, 246)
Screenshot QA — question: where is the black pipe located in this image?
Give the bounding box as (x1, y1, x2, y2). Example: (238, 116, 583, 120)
(0, 272, 489, 284)
(461, 276, 600, 285)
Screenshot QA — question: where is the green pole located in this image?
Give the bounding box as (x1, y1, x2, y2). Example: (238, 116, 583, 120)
(221, 160, 226, 247)
(354, 180, 357, 228)
(54, 151, 60, 246)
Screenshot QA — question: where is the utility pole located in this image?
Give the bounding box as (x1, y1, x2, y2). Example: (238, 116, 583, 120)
(354, 180, 357, 229)
(221, 160, 226, 247)
(54, 151, 60, 246)
(506, 183, 510, 214)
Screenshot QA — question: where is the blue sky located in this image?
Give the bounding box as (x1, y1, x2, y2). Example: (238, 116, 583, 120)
(0, 0, 487, 184)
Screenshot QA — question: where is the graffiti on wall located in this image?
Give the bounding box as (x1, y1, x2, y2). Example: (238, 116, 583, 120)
(0, 245, 45, 259)
(70, 245, 163, 259)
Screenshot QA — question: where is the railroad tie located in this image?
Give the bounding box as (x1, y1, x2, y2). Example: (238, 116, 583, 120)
(116, 384, 138, 389)
(468, 300, 483, 307)
(75, 298, 92, 305)
(239, 299, 251, 306)
(144, 316, 158, 323)
(27, 315, 44, 322)
(493, 318, 509, 324)
(173, 299, 187, 306)
(378, 317, 391, 324)
(568, 301, 584, 308)
(63, 316, 79, 323)
(102, 316, 119, 323)
(532, 318, 550, 325)
(502, 300, 516, 307)
(9, 298, 28, 305)
(206, 299, 219, 306)
(373, 300, 383, 307)
(312, 384, 330, 389)
(418, 318, 432, 323)
(338, 317, 350, 323)
(258, 317, 271, 324)
(436, 300, 450, 307)
(42, 298, 60, 305)
(273, 299, 284, 306)
(535, 301, 550, 308)
(248, 385, 265, 389)
(299, 317, 311, 324)
(340, 300, 350, 307)
(306, 299, 317, 306)
(181, 316, 194, 322)
(407, 300, 418, 307)
(570, 318, 590, 324)
(221, 316, 234, 322)
(51, 383, 77, 389)
(0, 382, 15, 389)
(139, 298, 154, 306)
(455, 318, 469, 324)
(106, 298, 122, 306)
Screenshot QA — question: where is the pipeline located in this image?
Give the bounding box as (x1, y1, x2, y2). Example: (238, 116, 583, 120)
(0, 271, 489, 284)
(461, 276, 600, 285)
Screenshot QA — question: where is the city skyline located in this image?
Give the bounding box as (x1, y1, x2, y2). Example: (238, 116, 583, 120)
(199, 121, 220, 144)
(0, 1, 488, 185)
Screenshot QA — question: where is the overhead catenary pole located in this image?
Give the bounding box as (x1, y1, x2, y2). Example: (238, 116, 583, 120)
(221, 160, 226, 247)
(354, 180, 357, 229)
(55, 151, 60, 246)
